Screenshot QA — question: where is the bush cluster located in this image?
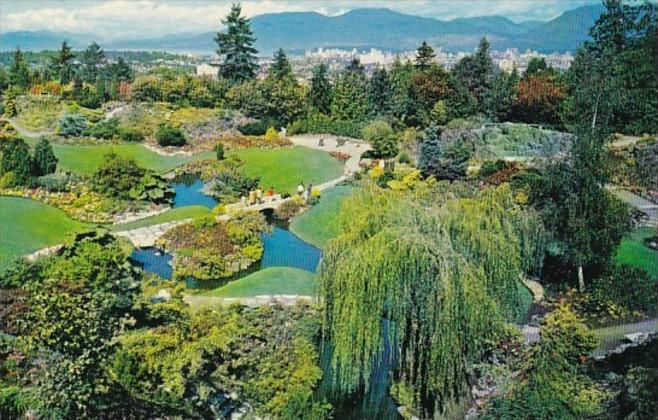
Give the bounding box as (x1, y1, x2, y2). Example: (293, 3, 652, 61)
(155, 123, 186, 147)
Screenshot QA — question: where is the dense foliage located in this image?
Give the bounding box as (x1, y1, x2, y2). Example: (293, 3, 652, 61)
(320, 182, 544, 417)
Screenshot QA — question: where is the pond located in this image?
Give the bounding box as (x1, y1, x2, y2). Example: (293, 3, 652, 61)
(130, 175, 322, 286)
(171, 173, 219, 209)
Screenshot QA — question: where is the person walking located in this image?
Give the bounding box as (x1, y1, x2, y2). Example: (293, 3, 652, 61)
(256, 188, 263, 204)
(297, 182, 305, 197)
(267, 186, 274, 199)
(248, 190, 256, 206)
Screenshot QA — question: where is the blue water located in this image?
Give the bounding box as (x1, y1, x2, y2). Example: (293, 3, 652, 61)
(261, 225, 322, 272)
(171, 176, 218, 209)
(131, 176, 321, 281)
(130, 247, 173, 279)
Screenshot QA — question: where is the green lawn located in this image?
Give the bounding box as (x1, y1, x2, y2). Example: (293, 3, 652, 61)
(289, 185, 354, 248)
(0, 197, 88, 268)
(233, 146, 343, 194)
(49, 143, 214, 175)
(615, 227, 658, 278)
(200, 267, 316, 298)
(110, 205, 211, 231)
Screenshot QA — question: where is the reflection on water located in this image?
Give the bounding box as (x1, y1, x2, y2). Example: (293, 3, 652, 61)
(171, 174, 218, 209)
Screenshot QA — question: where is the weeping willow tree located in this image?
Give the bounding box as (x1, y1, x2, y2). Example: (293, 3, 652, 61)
(320, 183, 545, 417)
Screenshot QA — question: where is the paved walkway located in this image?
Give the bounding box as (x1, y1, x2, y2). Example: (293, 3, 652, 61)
(289, 134, 370, 176)
(184, 294, 314, 308)
(114, 219, 191, 248)
(611, 188, 658, 227)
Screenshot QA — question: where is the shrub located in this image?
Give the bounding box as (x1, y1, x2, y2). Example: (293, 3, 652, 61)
(215, 143, 225, 160)
(155, 123, 186, 147)
(398, 152, 412, 164)
(119, 127, 145, 142)
(91, 152, 145, 199)
(36, 173, 70, 192)
(238, 119, 278, 136)
(274, 198, 303, 220)
(0, 171, 17, 188)
(585, 265, 657, 317)
(287, 113, 364, 138)
(84, 117, 119, 140)
(479, 160, 508, 178)
(32, 138, 58, 176)
(0, 137, 33, 184)
(264, 126, 279, 141)
(58, 114, 88, 138)
(362, 120, 398, 159)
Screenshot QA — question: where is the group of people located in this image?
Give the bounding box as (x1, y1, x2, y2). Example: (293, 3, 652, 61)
(242, 186, 275, 206)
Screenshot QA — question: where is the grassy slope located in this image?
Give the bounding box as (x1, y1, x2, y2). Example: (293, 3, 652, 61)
(0, 197, 87, 268)
(615, 227, 658, 278)
(110, 205, 211, 231)
(50, 143, 214, 175)
(289, 185, 354, 248)
(200, 267, 316, 298)
(234, 146, 343, 195)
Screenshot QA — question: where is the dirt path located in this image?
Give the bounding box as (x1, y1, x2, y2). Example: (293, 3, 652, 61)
(610, 187, 658, 227)
(289, 134, 370, 175)
(593, 317, 658, 356)
(8, 118, 54, 138)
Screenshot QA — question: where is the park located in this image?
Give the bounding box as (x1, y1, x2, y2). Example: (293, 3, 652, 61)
(1, 1, 657, 419)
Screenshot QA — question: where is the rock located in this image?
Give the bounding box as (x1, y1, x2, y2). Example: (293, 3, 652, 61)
(150, 289, 171, 303)
(624, 332, 650, 344)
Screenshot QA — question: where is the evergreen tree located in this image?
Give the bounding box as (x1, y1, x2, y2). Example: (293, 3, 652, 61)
(51, 41, 76, 84)
(453, 37, 495, 111)
(215, 4, 259, 83)
(525, 57, 549, 79)
(9, 48, 30, 90)
(367, 67, 391, 116)
(81, 42, 106, 83)
(388, 58, 415, 123)
(331, 64, 368, 121)
(309, 63, 332, 114)
(108, 57, 133, 81)
(269, 48, 292, 80)
(418, 123, 443, 177)
(32, 138, 58, 176)
(484, 68, 519, 122)
(0, 138, 33, 184)
(415, 41, 436, 71)
(418, 123, 470, 180)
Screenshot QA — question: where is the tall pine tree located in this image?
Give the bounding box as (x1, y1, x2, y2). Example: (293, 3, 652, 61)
(81, 42, 106, 83)
(310, 63, 332, 114)
(51, 41, 75, 84)
(9, 48, 30, 90)
(367, 67, 391, 116)
(215, 4, 258, 84)
(269, 48, 292, 80)
(415, 41, 436, 71)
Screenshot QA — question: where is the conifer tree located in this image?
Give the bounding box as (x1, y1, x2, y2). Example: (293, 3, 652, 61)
(269, 48, 292, 80)
(51, 41, 76, 84)
(310, 63, 332, 114)
(32, 138, 58, 176)
(367, 67, 391, 116)
(215, 3, 258, 83)
(415, 41, 436, 71)
(9, 48, 30, 90)
(81, 42, 106, 83)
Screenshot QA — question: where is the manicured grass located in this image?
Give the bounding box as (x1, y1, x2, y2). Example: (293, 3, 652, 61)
(0, 197, 87, 268)
(233, 146, 343, 194)
(615, 227, 658, 278)
(289, 185, 354, 248)
(110, 205, 211, 231)
(50, 143, 214, 175)
(201, 267, 316, 298)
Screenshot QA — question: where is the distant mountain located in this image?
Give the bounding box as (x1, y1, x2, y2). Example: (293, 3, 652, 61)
(0, 5, 606, 54)
(0, 30, 93, 51)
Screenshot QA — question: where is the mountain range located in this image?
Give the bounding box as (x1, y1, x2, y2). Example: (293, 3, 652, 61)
(0, 5, 605, 54)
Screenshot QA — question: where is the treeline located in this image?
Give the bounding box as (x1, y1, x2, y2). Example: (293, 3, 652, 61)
(0, 41, 133, 108)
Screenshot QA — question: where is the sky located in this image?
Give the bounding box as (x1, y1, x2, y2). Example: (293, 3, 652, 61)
(0, 0, 604, 39)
